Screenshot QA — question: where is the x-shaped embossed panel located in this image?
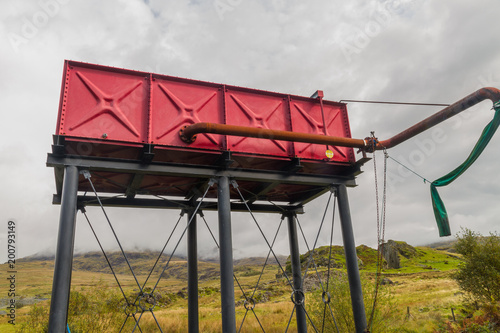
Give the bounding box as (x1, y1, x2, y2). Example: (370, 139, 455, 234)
(226, 89, 293, 157)
(151, 77, 223, 150)
(59, 64, 149, 143)
(291, 99, 354, 163)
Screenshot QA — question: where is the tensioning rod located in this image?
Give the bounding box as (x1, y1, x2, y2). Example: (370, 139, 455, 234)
(179, 87, 500, 151)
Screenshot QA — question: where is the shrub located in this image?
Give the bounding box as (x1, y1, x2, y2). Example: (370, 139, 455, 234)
(436, 303, 500, 332)
(18, 303, 49, 333)
(17, 281, 124, 333)
(307, 271, 394, 333)
(453, 229, 500, 303)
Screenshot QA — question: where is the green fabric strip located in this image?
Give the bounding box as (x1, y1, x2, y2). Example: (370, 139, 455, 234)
(431, 100, 500, 237)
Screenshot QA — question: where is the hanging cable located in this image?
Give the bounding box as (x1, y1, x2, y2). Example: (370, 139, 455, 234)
(386, 155, 430, 184)
(368, 132, 388, 331)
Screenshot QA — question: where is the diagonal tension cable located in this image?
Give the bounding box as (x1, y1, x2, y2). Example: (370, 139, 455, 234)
(140, 212, 185, 290)
(299, 190, 334, 290)
(238, 215, 286, 333)
(149, 179, 214, 295)
(200, 213, 268, 333)
(232, 181, 294, 290)
(83, 171, 143, 291)
(233, 180, 321, 333)
(81, 209, 144, 333)
(294, 192, 339, 332)
(321, 189, 340, 333)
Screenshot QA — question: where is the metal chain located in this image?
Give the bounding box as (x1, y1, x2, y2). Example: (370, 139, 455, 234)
(368, 132, 388, 331)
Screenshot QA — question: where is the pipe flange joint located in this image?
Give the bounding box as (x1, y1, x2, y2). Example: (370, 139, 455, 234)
(179, 125, 197, 144)
(363, 136, 379, 153)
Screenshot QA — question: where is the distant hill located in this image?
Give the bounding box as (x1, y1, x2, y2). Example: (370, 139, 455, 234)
(16, 240, 460, 277)
(285, 240, 461, 274)
(17, 251, 288, 281)
(425, 239, 458, 253)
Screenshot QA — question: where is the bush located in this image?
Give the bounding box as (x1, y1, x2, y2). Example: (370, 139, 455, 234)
(453, 229, 500, 303)
(307, 271, 394, 333)
(18, 303, 49, 333)
(436, 303, 500, 332)
(18, 281, 124, 333)
(435, 229, 500, 332)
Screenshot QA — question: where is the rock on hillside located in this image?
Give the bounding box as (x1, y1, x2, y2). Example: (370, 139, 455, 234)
(382, 240, 420, 269)
(285, 244, 380, 273)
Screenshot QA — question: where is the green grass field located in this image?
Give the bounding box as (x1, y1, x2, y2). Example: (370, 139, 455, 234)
(0, 242, 465, 332)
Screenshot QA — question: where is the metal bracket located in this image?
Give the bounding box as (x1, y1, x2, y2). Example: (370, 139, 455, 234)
(208, 178, 217, 187)
(329, 185, 337, 195)
(80, 170, 91, 179)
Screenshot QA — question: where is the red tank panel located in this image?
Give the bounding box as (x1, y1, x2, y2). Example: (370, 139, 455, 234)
(56, 60, 355, 174)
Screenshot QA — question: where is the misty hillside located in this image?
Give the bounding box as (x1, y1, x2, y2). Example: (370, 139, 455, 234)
(16, 240, 460, 276)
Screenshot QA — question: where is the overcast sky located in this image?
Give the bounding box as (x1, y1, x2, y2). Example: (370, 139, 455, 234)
(1, 0, 500, 263)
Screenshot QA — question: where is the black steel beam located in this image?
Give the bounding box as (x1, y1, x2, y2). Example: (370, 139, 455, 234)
(46, 154, 356, 187)
(286, 212, 307, 333)
(48, 166, 79, 332)
(217, 176, 237, 332)
(187, 209, 199, 333)
(53, 195, 305, 214)
(245, 181, 281, 203)
(337, 184, 367, 333)
(125, 173, 145, 199)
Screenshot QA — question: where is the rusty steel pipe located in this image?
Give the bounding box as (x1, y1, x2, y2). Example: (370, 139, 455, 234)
(377, 87, 500, 149)
(179, 122, 367, 149)
(179, 87, 500, 152)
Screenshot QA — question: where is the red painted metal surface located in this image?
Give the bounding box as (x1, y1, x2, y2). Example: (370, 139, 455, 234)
(57, 60, 355, 173)
(59, 63, 150, 143)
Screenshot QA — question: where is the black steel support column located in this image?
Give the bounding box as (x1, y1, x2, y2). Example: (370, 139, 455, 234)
(217, 176, 236, 332)
(337, 184, 367, 333)
(187, 209, 199, 333)
(48, 166, 79, 333)
(286, 212, 308, 333)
